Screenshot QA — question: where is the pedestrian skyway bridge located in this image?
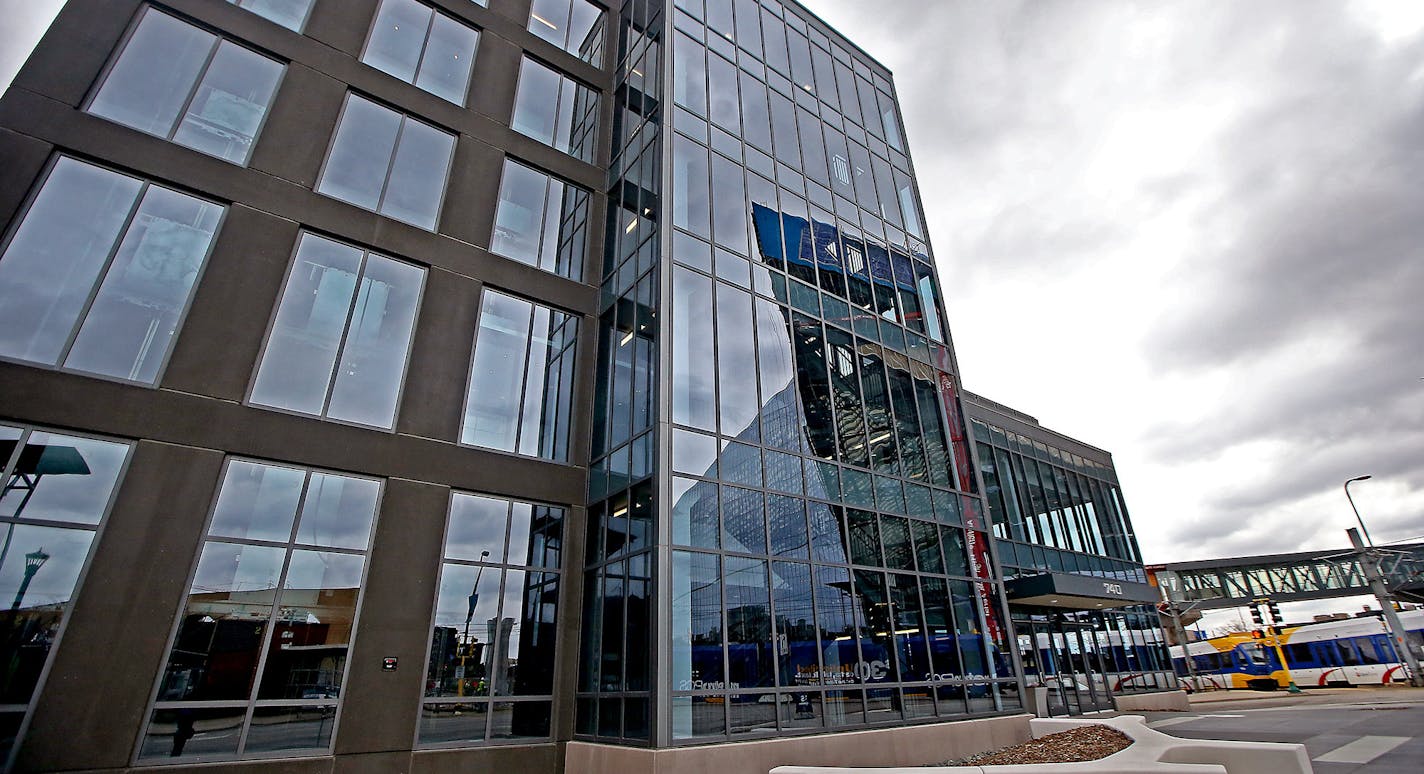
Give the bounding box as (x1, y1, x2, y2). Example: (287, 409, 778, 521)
(1149, 542, 1424, 610)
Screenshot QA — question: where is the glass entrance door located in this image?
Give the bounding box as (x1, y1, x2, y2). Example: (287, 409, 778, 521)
(1016, 616, 1115, 716)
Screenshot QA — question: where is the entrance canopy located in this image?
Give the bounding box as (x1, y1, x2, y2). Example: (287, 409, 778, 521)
(1005, 572, 1157, 610)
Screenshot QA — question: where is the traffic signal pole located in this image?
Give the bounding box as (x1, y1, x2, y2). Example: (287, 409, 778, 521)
(1252, 598, 1301, 693)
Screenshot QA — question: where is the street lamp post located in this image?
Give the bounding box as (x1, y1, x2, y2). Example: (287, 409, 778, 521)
(1339, 476, 1424, 687)
(1344, 475, 1374, 547)
(456, 549, 491, 697)
(10, 548, 49, 611)
(1347, 528, 1424, 687)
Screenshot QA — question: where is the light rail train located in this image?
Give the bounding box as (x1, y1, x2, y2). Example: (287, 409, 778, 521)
(1169, 609, 1424, 690)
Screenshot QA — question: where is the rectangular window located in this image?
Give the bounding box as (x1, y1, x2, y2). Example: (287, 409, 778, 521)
(0, 425, 132, 764)
(461, 290, 578, 462)
(419, 492, 564, 745)
(249, 233, 425, 429)
(490, 158, 591, 280)
(0, 157, 223, 384)
(511, 57, 599, 163)
(528, 0, 605, 67)
(316, 93, 456, 231)
(141, 459, 381, 762)
(227, 0, 314, 33)
(89, 8, 284, 164)
(362, 0, 480, 105)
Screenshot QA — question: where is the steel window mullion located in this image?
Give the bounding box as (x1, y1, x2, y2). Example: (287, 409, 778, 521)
(167, 34, 225, 143)
(410, 4, 439, 92)
(372, 114, 410, 216)
(316, 249, 372, 418)
(510, 300, 540, 456)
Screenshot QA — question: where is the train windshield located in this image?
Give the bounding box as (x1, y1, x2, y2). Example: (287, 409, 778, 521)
(1244, 644, 1269, 665)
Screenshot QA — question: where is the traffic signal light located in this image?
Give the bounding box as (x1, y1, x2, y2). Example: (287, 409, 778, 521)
(1267, 600, 1282, 624)
(1251, 629, 1265, 639)
(1250, 605, 1264, 626)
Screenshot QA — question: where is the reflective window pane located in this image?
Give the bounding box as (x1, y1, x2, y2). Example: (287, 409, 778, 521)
(90, 10, 283, 163)
(316, 95, 401, 212)
(365, 0, 427, 81)
(145, 460, 379, 762)
(383, 117, 457, 229)
(140, 707, 245, 759)
(89, 12, 213, 135)
(316, 94, 454, 230)
(490, 159, 590, 280)
(418, 13, 480, 103)
(0, 427, 128, 749)
(244, 706, 335, 753)
(461, 290, 578, 461)
(324, 255, 425, 427)
(0, 158, 220, 383)
(671, 266, 716, 431)
(512, 58, 599, 163)
(250, 234, 425, 430)
(446, 493, 510, 562)
(529, 0, 605, 67)
(229, 0, 314, 32)
(422, 493, 564, 746)
(671, 551, 722, 693)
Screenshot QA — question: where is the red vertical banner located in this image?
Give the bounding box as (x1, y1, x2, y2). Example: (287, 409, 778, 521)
(935, 371, 977, 494)
(960, 498, 1006, 649)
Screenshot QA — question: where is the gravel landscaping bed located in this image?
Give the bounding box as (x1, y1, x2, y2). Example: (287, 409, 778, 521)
(938, 724, 1134, 766)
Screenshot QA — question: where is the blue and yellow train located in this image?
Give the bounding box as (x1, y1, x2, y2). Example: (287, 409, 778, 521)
(1170, 609, 1424, 690)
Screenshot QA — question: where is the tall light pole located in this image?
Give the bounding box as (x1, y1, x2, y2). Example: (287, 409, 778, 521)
(1348, 528, 1424, 687)
(457, 550, 491, 697)
(1344, 475, 1374, 547)
(11, 548, 49, 611)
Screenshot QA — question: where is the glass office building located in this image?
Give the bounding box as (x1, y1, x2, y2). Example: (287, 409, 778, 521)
(964, 393, 1172, 717)
(0, 1, 1167, 772)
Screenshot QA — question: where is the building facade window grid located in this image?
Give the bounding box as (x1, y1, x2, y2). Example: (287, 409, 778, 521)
(418, 492, 565, 747)
(0, 156, 225, 386)
(247, 231, 427, 431)
(511, 55, 601, 163)
(971, 418, 1145, 574)
(529, 0, 607, 67)
(459, 288, 579, 462)
(576, 0, 662, 742)
(578, 0, 1018, 747)
(360, 0, 481, 106)
(0, 0, 1182, 766)
(490, 157, 593, 281)
(314, 92, 457, 232)
(139, 459, 383, 764)
(87, 6, 287, 165)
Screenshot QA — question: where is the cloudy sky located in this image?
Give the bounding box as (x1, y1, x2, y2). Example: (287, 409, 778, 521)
(3, 0, 1421, 626)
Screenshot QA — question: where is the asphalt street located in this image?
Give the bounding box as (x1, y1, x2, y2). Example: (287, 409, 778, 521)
(1130, 686, 1424, 774)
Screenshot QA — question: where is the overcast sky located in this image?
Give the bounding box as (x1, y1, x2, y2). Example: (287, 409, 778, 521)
(2, 1, 1421, 626)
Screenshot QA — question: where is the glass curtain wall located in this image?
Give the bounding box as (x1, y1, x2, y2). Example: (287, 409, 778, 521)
(579, 0, 663, 744)
(970, 419, 1173, 696)
(969, 419, 1143, 582)
(580, 0, 1019, 749)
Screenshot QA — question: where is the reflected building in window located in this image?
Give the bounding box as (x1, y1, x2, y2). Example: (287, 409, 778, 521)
(0, 0, 1169, 772)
